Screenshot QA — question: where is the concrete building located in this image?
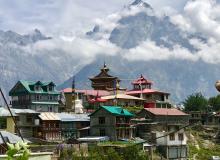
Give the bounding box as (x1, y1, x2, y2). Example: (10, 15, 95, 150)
(135, 108, 189, 159)
(12, 109, 40, 139)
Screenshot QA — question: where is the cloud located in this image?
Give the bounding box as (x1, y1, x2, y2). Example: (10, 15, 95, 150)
(123, 40, 198, 61)
(171, 0, 220, 41)
(22, 36, 120, 62)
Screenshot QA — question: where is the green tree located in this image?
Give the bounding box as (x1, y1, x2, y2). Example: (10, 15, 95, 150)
(121, 145, 149, 160)
(105, 147, 122, 160)
(209, 95, 220, 111)
(183, 93, 208, 111)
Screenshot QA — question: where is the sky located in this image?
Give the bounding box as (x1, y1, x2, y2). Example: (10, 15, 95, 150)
(0, 0, 188, 35)
(2, 0, 220, 64)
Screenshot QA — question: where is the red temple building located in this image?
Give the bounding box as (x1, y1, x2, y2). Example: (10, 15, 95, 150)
(126, 75, 171, 108)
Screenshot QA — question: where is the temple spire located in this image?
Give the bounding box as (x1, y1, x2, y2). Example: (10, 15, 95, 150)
(101, 62, 109, 72)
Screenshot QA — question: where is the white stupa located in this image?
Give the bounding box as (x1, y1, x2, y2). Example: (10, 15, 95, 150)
(74, 94, 84, 114)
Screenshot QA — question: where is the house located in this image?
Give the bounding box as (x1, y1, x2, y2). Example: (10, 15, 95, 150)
(9, 80, 60, 112)
(126, 75, 171, 108)
(135, 108, 189, 159)
(38, 112, 61, 141)
(188, 111, 207, 125)
(156, 127, 188, 159)
(90, 106, 134, 141)
(89, 63, 120, 90)
(57, 113, 90, 140)
(12, 109, 40, 139)
(0, 107, 16, 134)
(137, 108, 189, 125)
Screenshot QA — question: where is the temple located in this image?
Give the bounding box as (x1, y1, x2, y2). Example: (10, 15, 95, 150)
(126, 75, 171, 108)
(89, 63, 120, 90)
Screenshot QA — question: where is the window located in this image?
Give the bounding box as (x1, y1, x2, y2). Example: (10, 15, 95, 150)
(48, 86, 53, 91)
(26, 115, 32, 123)
(35, 85, 40, 91)
(36, 95, 39, 100)
(0, 118, 6, 129)
(99, 117, 105, 124)
(100, 129, 105, 136)
(169, 133, 175, 141)
(178, 133, 184, 141)
(48, 106, 53, 112)
(48, 95, 53, 100)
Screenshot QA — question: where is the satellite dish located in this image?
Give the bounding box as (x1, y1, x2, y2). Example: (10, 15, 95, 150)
(215, 80, 220, 92)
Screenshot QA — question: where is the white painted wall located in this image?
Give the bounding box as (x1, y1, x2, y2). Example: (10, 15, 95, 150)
(156, 129, 187, 146)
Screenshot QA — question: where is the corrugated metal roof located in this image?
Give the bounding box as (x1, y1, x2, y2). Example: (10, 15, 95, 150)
(62, 88, 110, 96)
(31, 101, 59, 105)
(56, 113, 90, 122)
(0, 107, 17, 117)
(144, 108, 188, 116)
(39, 112, 60, 121)
(126, 89, 170, 95)
(0, 131, 29, 144)
(101, 94, 144, 100)
(12, 109, 39, 114)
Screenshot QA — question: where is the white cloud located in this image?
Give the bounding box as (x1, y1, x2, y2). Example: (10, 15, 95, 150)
(123, 40, 198, 61)
(171, 0, 220, 41)
(22, 36, 120, 62)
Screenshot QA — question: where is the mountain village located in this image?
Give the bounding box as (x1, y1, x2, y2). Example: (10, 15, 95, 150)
(1, 0, 220, 159)
(1, 63, 220, 160)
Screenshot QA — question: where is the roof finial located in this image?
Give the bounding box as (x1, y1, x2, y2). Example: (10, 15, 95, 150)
(104, 61, 107, 68)
(140, 74, 143, 78)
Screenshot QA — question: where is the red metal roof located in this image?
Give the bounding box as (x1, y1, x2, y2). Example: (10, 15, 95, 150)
(144, 108, 188, 116)
(126, 89, 169, 95)
(62, 88, 110, 96)
(132, 75, 153, 85)
(88, 98, 107, 103)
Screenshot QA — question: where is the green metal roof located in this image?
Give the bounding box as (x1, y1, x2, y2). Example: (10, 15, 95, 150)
(9, 80, 60, 96)
(90, 106, 134, 117)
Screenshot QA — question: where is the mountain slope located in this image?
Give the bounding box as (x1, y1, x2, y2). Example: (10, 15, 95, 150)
(59, 0, 219, 102)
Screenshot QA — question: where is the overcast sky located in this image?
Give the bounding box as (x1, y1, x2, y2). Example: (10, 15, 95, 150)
(0, 0, 188, 35)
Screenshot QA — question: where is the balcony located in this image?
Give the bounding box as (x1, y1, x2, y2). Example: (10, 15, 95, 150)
(116, 123, 133, 128)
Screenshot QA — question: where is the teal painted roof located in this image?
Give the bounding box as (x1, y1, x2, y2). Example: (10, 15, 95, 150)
(9, 80, 60, 96)
(90, 106, 134, 117)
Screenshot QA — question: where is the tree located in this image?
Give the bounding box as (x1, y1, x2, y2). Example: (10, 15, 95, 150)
(183, 93, 208, 111)
(209, 95, 220, 111)
(121, 145, 149, 160)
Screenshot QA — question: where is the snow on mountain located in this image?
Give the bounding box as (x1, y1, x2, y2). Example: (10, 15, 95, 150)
(60, 0, 220, 102)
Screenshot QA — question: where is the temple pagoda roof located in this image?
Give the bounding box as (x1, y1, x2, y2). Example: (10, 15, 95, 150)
(89, 63, 118, 80)
(132, 74, 152, 85)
